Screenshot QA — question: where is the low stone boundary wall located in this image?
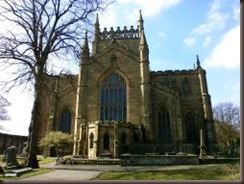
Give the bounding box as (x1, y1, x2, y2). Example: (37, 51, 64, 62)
(199, 158, 240, 165)
(121, 154, 199, 166)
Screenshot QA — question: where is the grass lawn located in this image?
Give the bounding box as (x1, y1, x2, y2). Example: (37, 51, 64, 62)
(0, 168, 52, 180)
(0, 155, 55, 180)
(94, 164, 240, 180)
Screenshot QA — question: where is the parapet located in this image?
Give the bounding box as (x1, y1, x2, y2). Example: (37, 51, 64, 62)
(150, 69, 197, 76)
(98, 25, 139, 40)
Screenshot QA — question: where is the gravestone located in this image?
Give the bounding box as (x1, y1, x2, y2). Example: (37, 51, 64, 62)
(5, 146, 18, 168)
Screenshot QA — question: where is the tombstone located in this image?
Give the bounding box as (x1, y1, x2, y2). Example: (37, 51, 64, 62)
(5, 146, 18, 168)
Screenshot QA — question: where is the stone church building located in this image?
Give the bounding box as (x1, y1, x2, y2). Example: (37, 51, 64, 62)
(39, 11, 216, 158)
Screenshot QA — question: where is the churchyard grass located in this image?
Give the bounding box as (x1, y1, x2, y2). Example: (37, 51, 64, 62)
(37, 156, 56, 164)
(0, 155, 54, 180)
(0, 168, 52, 180)
(94, 164, 240, 180)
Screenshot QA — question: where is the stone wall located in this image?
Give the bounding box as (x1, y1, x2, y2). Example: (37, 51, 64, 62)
(121, 154, 199, 166)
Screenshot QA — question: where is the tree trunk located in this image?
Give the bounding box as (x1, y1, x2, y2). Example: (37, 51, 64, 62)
(27, 78, 44, 168)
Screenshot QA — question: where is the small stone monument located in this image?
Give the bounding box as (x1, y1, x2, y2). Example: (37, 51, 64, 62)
(20, 142, 29, 157)
(5, 146, 18, 168)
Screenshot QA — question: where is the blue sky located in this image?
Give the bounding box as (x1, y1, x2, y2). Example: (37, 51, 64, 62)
(0, 0, 240, 136)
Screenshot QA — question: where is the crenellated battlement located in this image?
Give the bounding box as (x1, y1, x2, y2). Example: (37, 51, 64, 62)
(150, 69, 199, 76)
(98, 25, 139, 40)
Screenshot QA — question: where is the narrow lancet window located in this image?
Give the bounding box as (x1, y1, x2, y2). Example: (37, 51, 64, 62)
(158, 108, 171, 143)
(60, 108, 72, 133)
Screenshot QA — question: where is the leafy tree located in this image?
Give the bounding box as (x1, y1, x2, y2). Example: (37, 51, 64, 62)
(213, 102, 240, 156)
(0, 95, 11, 121)
(39, 131, 73, 157)
(0, 0, 113, 168)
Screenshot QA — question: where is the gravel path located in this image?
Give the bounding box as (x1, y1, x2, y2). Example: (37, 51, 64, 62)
(18, 162, 219, 181)
(20, 169, 102, 180)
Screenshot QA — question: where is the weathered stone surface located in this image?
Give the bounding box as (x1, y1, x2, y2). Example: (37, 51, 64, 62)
(37, 11, 216, 159)
(5, 146, 18, 167)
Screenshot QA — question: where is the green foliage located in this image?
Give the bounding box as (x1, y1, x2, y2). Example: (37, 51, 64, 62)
(213, 102, 240, 156)
(39, 131, 73, 156)
(39, 131, 73, 148)
(94, 164, 240, 180)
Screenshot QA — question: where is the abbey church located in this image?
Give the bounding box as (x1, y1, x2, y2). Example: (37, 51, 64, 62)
(38, 11, 216, 158)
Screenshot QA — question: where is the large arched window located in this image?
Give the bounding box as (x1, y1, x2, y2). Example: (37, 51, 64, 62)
(184, 112, 199, 144)
(60, 108, 72, 133)
(158, 108, 171, 143)
(100, 72, 126, 122)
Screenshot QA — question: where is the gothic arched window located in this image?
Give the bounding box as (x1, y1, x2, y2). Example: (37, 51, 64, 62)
(60, 108, 72, 133)
(103, 133, 110, 150)
(184, 112, 199, 144)
(100, 72, 127, 122)
(158, 108, 171, 143)
(89, 133, 94, 149)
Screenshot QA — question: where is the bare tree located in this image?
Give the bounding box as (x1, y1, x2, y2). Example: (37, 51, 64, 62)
(0, 0, 113, 168)
(213, 102, 240, 156)
(0, 95, 10, 121)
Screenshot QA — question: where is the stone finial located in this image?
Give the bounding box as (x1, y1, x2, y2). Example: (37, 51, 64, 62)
(139, 9, 144, 22)
(81, 31, 89, 62)
(196, 55, 202, 69)
(140, 29, 148, 48)
(95, 13, 99, 25)
(138, 9, 144, 36)
(94, 14, 100, 41)
(83, 31, 89, 51)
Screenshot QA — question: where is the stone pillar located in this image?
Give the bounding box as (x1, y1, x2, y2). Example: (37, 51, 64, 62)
(113, 122, 119, 158)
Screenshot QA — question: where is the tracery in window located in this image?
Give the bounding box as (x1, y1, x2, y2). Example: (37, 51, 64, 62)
(60, 108, 72, 133)
(158, 107, 171, 143)
(100, 72, 126, 122)
(184, 112, 199, 144)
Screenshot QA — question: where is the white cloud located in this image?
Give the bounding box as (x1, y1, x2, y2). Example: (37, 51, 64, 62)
(203, 36, 212, 47)
(232, 6, 240, 22)
(183, 0, 229, 47)
(183, 37, 196, 47)
(118, 0, 182, 17)
(158, 31, 167, 40)
(99, 0, 182, 29)
(99, 6, 118, 29)
(203, 25, 240, 69)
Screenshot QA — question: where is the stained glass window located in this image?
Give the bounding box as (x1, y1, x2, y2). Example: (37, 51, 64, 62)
(158, 108, 171, 143)
(60, 108, 71, 133)
(100, 72, 127, 122)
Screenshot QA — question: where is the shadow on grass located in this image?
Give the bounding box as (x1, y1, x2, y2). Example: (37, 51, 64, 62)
(94, 165, 240, 180)
(0, 168, 52, 180)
